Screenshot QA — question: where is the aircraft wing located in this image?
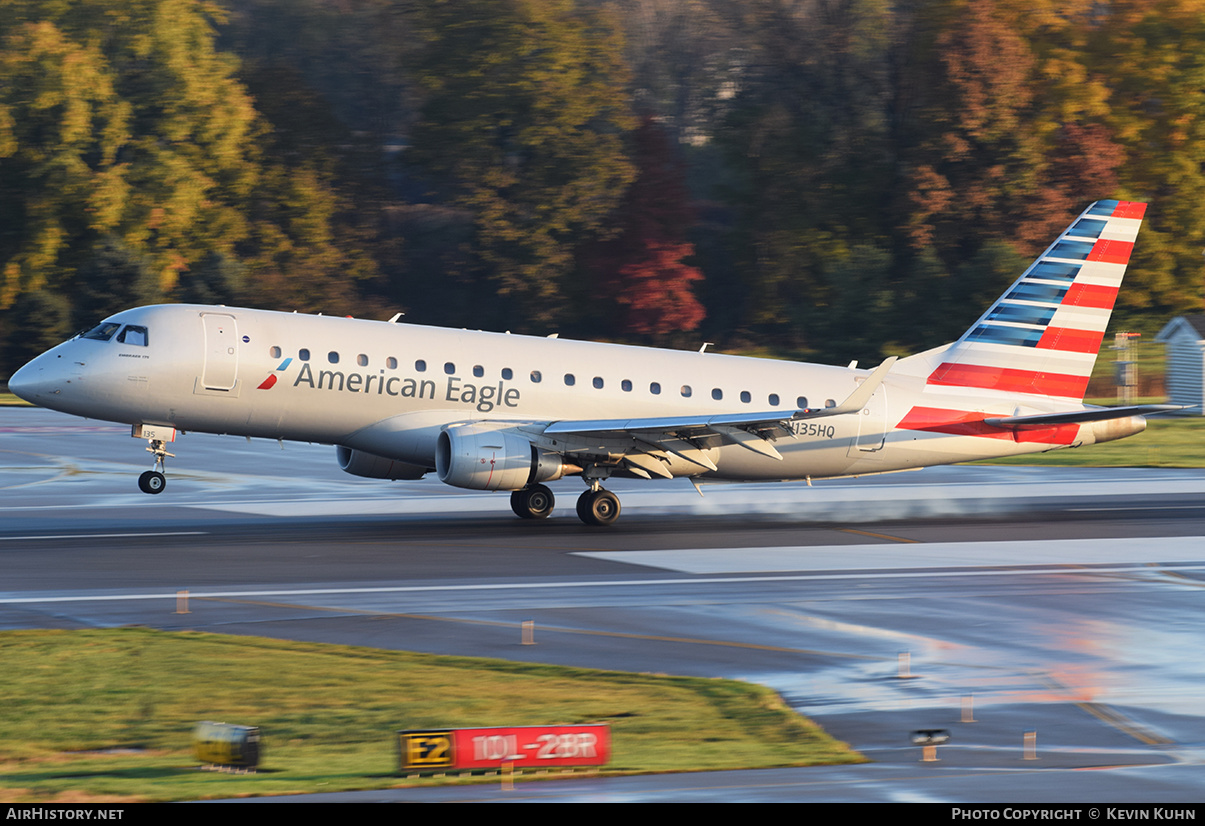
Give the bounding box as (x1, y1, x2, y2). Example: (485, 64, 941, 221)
(984, 404, 1189, 428)
(539, 357, 896, 470)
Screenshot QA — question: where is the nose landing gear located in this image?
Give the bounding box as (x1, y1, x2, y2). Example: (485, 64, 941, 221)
(138, 469, 166, 494)
(138, 437, 174, 495)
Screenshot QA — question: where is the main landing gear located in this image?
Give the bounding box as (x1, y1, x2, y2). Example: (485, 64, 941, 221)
(574, 466, 620, 527)
(138, 438, 174, 495)
(576, 488, 620, 527)
(508, 474, 623, 527)
(510, 484, 555, 519)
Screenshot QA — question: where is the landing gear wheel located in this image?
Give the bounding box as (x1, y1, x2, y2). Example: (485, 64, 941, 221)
(576, 488, 620, 527)
(510, 485, 555, 520)
(138, 470, 166, 495)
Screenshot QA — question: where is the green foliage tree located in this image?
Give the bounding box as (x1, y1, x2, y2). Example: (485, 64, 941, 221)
(72, 237, 163, 329)
(0, 0, 379, 378)
(0, 290, 72, 376)
(406, 0, 636, 327)
(715, 0, 896, 353)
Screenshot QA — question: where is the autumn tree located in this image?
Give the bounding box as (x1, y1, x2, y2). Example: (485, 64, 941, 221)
(584, 116, 704, 341)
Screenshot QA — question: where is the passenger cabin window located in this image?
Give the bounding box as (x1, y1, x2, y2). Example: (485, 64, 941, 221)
(650, 382, 661, 395)
(473, 365, 484, 378)
(681, 385, 692, 398)
(622, 379, 632, 392)
(82, 322, 121, 342)
(299, 348, 311, 361)
(797, 396, 809, 409)
(564, 373, 576, 386)
(415, 359, 426, 372)
(740, 391, 751, 403)
(768, 393, 780, 406)
(593, 377, 604, 389)
(357, 354, 369, 367)
(117, 325, 148, 346)
(501, 368, 513, 380)
(711, 388, 722, 400)
(270, 346, 282, 359)
(387, 357, 398, 369)
(444, 362, 455, 374)
(530, 370, 542, 383)
(825, 399, 836, 408)
(328, 351, 339, 364)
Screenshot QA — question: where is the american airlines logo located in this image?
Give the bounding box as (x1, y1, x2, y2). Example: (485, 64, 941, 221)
(256, 358, 292, 390)
(261, 360, 522, 413)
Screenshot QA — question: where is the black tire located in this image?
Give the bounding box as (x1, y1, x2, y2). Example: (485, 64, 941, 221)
(138, 470, 166, 495)
(510, 489, 534, 519)
(524, 484, 555, 519)
(577, 489, 620, 527)
(511, 485, 556, 519)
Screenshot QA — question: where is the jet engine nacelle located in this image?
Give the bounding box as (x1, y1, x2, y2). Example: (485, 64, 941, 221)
(435, 424, 565, 491)
(336, 446, 428, 480)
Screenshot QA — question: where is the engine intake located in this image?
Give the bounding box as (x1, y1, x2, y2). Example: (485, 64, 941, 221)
(436, 425, 565, 490)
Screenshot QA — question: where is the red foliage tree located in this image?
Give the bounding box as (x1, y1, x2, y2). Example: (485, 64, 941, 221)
(589, 115, 705, 339)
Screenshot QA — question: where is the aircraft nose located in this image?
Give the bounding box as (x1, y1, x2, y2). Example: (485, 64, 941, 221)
(7, 355, 64, 404)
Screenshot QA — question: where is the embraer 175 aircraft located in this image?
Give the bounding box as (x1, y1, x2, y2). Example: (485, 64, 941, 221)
(9, 200, 1179, 526)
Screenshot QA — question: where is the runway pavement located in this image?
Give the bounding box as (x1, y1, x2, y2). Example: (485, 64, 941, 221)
(4, 406, 1205, 802)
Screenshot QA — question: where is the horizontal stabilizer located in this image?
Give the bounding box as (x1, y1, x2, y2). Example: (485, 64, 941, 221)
(985, 404, 1189, 428)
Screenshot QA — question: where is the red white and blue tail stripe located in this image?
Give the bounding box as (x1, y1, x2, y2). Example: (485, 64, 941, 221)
(926, 200, 1146, 400)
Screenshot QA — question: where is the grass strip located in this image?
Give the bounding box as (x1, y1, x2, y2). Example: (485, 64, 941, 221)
(0, 628, 861, 802)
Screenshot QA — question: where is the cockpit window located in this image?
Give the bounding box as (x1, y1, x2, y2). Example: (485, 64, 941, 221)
(81, 322, 121, 342)
(117, 325, 148, 346)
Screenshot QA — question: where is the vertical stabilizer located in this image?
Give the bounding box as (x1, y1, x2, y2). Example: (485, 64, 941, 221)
(921, 200, 1146, 401)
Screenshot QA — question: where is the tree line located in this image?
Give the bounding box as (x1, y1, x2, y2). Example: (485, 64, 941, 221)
(2, 0, 1203, 379)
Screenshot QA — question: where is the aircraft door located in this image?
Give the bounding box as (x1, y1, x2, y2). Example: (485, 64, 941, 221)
(200, 313, 239, 391)
(847, 385, 887, 454)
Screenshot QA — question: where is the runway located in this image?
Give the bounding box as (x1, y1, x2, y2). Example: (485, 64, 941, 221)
(4, 407, 1205, 801)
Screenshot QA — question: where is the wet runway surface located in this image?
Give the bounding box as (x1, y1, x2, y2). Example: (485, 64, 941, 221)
(4, 407, 1205, 801)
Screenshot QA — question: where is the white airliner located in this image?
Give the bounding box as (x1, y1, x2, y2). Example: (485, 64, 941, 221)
(8, 200, 1179, 525)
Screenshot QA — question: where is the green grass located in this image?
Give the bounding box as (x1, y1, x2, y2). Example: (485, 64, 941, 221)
(0, 392, 32, 406)
(0, 628, 861, 802)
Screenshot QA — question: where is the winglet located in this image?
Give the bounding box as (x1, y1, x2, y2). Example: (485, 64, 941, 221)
(794, 356, 896, 420)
